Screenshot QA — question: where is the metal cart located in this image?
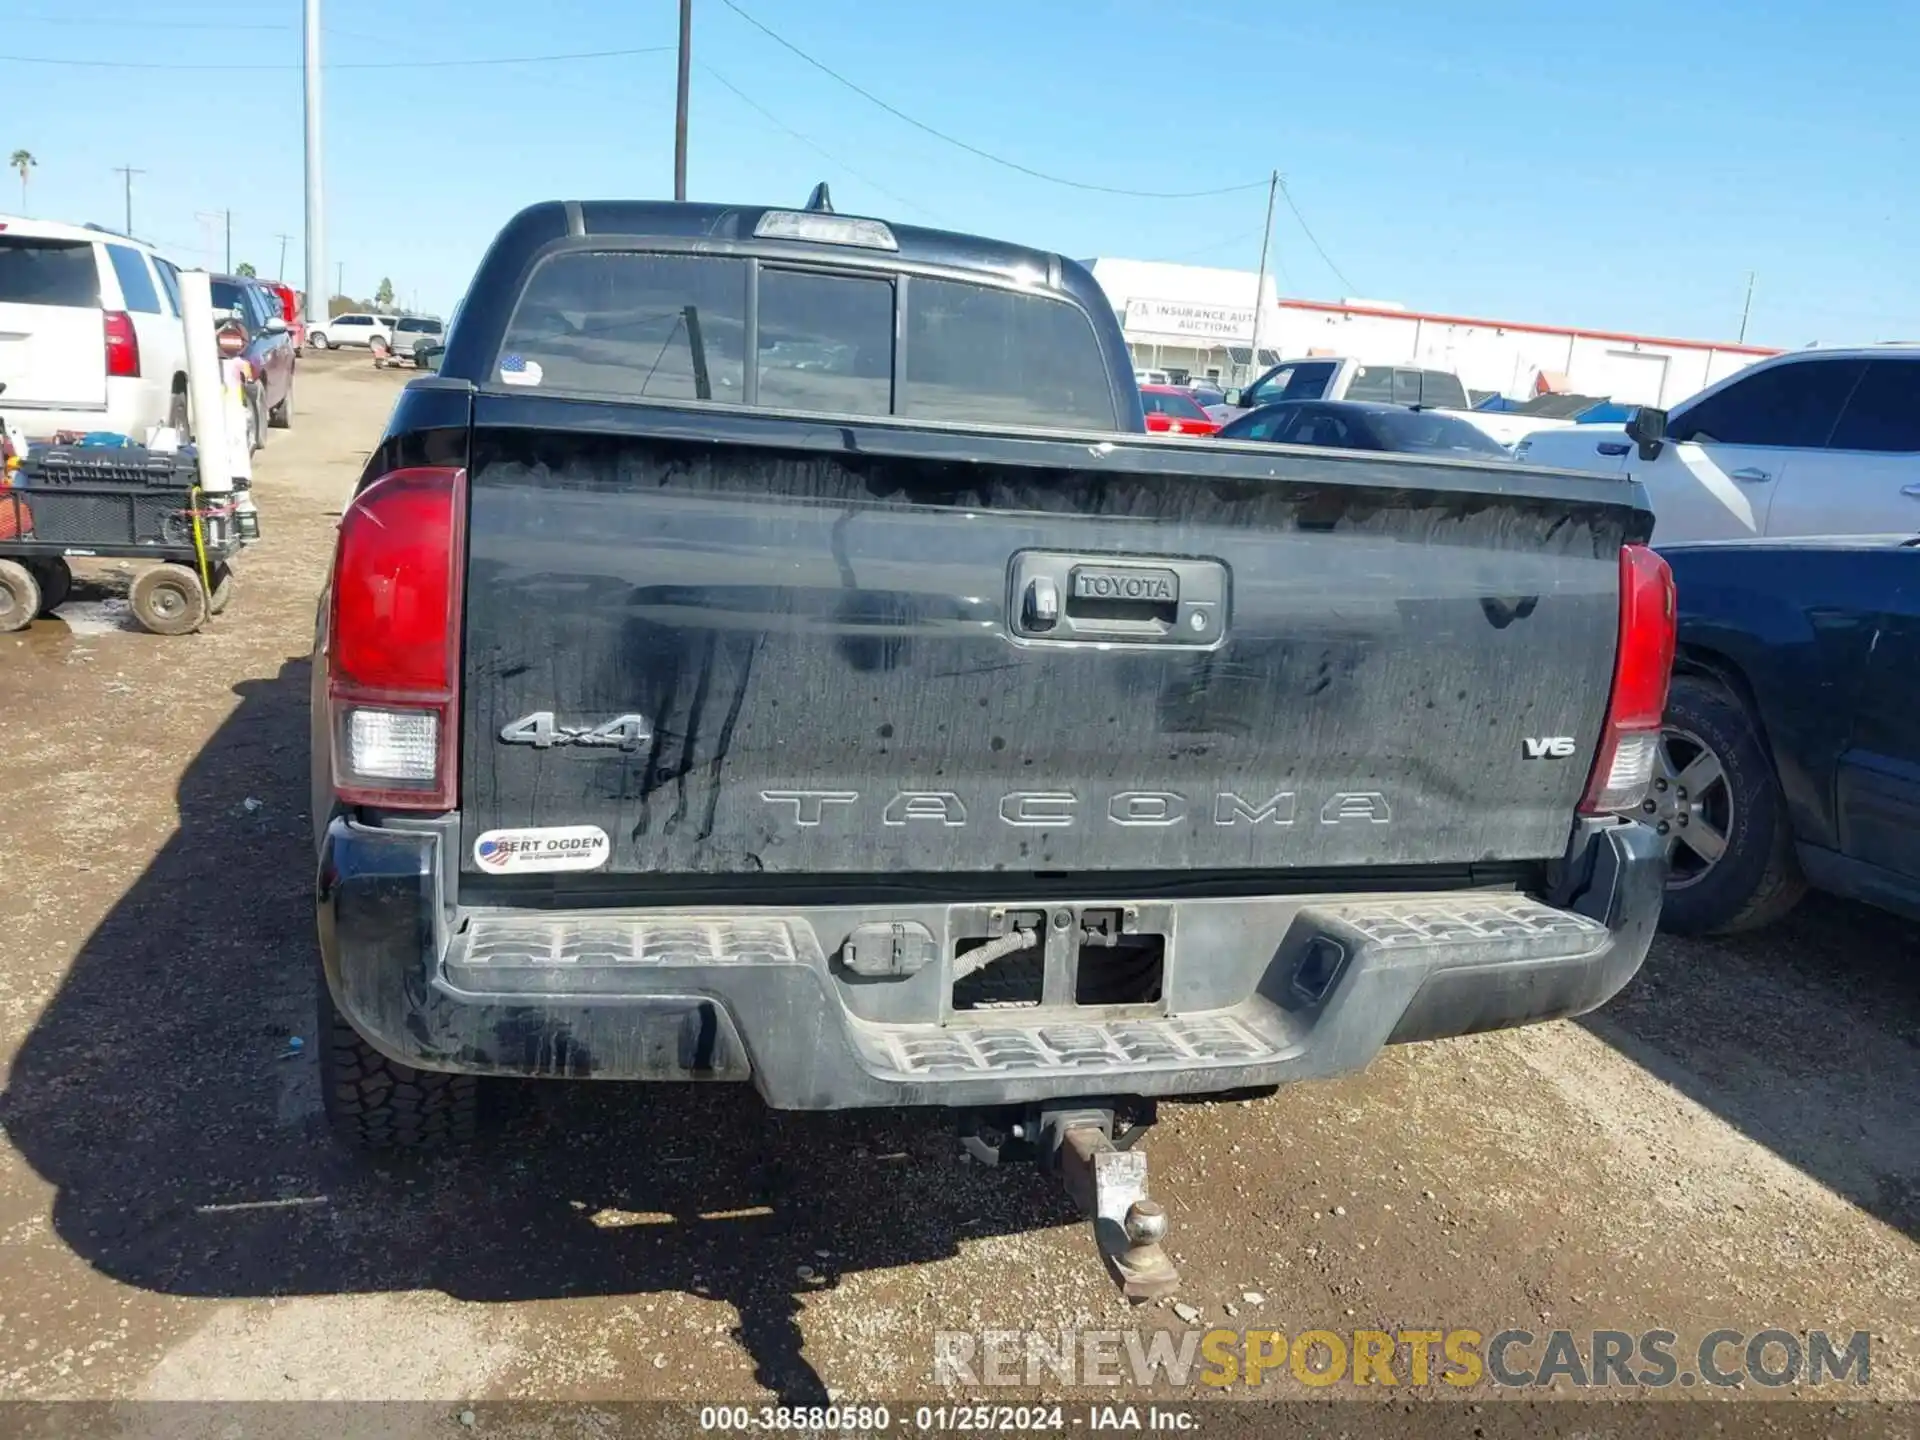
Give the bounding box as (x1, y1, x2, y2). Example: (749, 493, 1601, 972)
(0, 446, 245, 635)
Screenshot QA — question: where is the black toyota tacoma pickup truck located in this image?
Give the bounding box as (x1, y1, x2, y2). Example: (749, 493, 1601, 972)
(311, 197, 1671, 1274)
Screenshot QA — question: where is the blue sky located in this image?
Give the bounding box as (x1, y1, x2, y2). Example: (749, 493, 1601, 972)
(4, 0, 1915, 347)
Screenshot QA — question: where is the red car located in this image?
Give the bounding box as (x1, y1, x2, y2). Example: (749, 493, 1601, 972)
(266, 281, 307, 353)
(1138, 384, 1221, 436)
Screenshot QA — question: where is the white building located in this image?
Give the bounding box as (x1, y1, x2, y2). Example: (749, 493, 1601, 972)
(1083, 257, 1778, 407)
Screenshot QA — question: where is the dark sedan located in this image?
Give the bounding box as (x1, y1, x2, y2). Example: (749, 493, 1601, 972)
(1658, 536, 1920, 933)
(1217, 399, 1511, 459)
(210, 275, 296, 451)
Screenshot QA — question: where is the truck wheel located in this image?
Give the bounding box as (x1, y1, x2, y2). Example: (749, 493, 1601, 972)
(128, 562, 208, 635)
(0, 559, 41, 632)
(1653, 674, 1806, 935)
(206, 563, 234, 616)
(318, 971, 481, 1150)
(29, 557, 72, 615)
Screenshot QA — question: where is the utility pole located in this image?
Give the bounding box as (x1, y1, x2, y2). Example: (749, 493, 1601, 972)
(112, 165, 144, 236)
(224, 210, 232, 273)
(1243, 170, 1279, 389)
(1738, 271, 1756, 345)
(337, 260, 344, 302)
(674, 0, 692, 200)
(303, 0, 326, 327)
(275, 233, 293, 281)
(194, 211, 223, 270)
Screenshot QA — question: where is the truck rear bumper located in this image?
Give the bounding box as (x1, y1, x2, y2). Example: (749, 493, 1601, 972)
(316, 819, 1662, 1110)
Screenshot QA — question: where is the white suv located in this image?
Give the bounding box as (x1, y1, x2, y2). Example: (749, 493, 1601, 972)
(1515, 346, 1920, 543)
(0, 216, 190, 441)
(307, 312, 392, 350)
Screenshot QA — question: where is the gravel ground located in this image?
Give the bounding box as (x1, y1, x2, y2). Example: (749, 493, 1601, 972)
(0, 355, 1915, 1418)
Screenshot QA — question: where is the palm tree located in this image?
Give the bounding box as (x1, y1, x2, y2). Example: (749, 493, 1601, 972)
(9, 150, 35, 215)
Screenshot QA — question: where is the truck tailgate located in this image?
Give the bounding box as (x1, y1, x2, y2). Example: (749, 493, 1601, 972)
(459, 406, 1635, 880)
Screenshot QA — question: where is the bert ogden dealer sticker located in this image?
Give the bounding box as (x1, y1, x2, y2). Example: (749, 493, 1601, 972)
(473, 825, 610, 874)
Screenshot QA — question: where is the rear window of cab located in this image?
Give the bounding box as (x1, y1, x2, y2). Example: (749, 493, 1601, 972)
(0, 237, 99, 307)
(494, 250, 1118, 430)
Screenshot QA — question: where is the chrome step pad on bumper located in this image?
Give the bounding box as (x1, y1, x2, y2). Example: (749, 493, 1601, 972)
(461, 916, 803, 974)
(871, 1015, 1274, 1077)
(442, 895, 1610, 1084)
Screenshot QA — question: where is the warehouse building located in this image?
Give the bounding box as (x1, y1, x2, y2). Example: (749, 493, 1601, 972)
(1083, 257, 1779, 406)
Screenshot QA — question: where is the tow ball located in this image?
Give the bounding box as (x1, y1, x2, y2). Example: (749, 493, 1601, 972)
(959, 1100, 1180, 1301)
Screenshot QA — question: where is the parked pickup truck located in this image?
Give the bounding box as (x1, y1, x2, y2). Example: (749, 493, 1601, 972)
(1656, 535, 1920, 934)
(1213, 355, 1564, 450)
(311, 197, 1672, 1292)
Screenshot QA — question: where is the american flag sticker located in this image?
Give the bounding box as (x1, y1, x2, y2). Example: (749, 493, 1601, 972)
(499, 354, 544, 387)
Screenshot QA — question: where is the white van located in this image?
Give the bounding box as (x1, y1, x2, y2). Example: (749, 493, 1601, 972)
(0, 216, 190, 441)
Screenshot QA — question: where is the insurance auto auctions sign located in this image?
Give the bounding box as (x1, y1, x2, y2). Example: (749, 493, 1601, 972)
(1125, 297, 1256, 342)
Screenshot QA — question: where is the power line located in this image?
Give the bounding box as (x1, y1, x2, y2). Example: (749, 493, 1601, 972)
(702, 64, 942, 222)
(0, 44, 672, 72)
(716, 0, 1267, 201)
(1278, 179, 1355, 293)
(1161, 224, 1266, 264)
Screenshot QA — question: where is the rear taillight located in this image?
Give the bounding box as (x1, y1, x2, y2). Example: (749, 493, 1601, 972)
(1580, 543, 1677, 815)
(326, 466, 466, 810)
(104, 311, 140, 378)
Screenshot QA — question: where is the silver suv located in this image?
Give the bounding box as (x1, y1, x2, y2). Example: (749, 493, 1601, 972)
(390, 315, 445, 358)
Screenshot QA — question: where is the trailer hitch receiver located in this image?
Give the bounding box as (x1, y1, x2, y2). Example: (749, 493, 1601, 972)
(1057, 1121, 1179, 1300)
(961, 1101, 1178, 1300)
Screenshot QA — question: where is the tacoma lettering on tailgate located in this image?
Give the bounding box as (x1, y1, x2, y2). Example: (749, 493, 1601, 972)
(758, 789, 1395, 828)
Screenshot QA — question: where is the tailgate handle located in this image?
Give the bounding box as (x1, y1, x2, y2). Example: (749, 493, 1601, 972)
(1010, 552, 1227, 647)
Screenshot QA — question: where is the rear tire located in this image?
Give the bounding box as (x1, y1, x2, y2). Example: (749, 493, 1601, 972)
(29, 557, 72, 615)
(206, 563, 234, 616)
(128, 562, 207, 635)
(0, 559, 41, 632)
(318, 968, 481, 1151)
(1654, 674, 1807, 935)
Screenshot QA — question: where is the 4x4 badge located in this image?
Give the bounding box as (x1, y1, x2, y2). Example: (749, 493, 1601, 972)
(499, 711, 653, 751)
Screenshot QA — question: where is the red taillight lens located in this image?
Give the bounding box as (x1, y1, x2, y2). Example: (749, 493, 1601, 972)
(104, 311, 140, 378)
(1580, 543, 1677, 815)
(327, 466, 466, 810)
